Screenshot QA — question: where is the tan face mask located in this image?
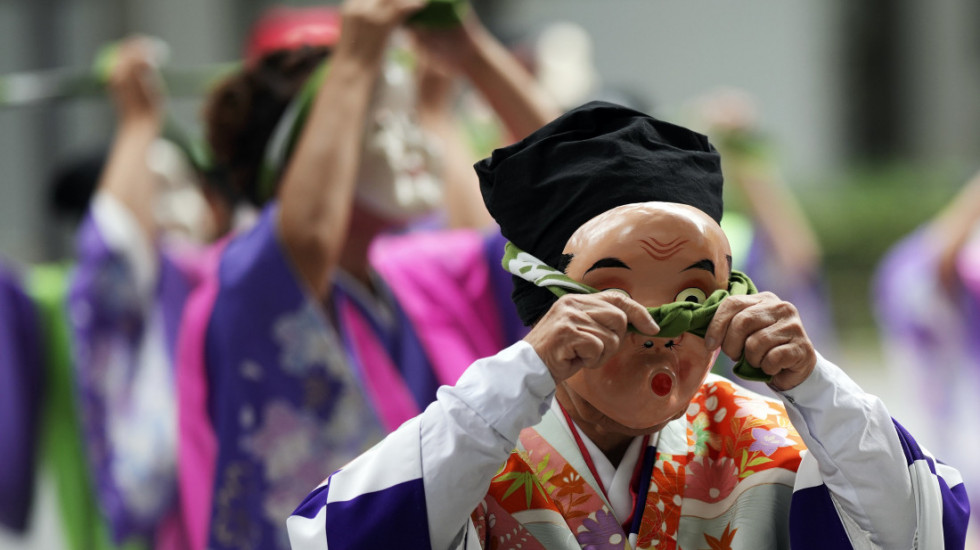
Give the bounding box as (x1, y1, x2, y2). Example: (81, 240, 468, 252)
(557, 202, 733, 431)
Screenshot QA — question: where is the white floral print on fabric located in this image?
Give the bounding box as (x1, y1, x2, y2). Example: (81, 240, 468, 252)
(272, 301, 346, 377)
(733, 396, 779, 420)
(242, 399, 383, 529)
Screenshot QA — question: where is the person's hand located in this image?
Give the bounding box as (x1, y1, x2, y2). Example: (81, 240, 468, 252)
(338, 0, 427, 61)
(410, 12, 486, 75)
(703, 292, 817, 391)
(107, 36, 164, 129)
(523, 292, 660, 384)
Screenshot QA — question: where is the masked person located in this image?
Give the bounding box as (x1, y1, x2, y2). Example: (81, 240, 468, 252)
(174, 2, 559, 549)
(873, 168, 980, 546)
(65, 37, 235, 548)
(286, 101, 969, 550)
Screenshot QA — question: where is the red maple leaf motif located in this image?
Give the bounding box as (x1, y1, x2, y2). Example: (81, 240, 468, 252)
(701, 524, 738, 550)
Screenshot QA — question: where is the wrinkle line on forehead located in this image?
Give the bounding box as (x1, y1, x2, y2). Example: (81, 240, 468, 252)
(639, 237, 689, 261)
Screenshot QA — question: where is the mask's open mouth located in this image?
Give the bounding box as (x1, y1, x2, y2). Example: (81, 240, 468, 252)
(651, 371, 673, 396)
(649, 365, 676, 397)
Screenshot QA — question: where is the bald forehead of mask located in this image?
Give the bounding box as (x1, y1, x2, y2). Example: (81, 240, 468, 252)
(563, 202, 731, 300)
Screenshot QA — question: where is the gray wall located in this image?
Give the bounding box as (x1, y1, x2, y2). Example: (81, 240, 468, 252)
(487, 0, 843, 179)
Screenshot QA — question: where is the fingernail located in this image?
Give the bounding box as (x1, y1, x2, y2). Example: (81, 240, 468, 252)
(705, 337, 717, 350)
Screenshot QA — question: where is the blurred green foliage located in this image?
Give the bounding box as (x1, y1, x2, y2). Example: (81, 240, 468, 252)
(796, 162, 965, 342)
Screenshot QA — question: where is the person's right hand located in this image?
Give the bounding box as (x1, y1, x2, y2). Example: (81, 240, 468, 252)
(107, 36, 164, 129)
(523, 292, 660, 384)
(338, 0, 427, 61)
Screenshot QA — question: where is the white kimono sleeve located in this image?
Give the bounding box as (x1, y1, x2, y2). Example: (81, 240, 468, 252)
(778, 352, 970, 549)
(287, 341, 556, 550)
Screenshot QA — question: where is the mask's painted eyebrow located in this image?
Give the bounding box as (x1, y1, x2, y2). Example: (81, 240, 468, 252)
(585, 257, 631, 274)
(682, 259, 715, 275)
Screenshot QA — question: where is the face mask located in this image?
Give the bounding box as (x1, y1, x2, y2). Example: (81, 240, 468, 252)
(147, 139, 216, 244)
(354, 44, 443, 222)
(501, 240, 765, 382)
(257, 39, 443, 221)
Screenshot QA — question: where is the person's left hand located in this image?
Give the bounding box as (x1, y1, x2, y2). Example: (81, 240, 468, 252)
(703, 291, 817, 391)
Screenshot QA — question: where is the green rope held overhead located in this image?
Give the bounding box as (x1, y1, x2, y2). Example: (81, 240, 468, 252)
(93, 39, 220, 179)
(502, 241, 770, 382)
(407, 0, 469, 28)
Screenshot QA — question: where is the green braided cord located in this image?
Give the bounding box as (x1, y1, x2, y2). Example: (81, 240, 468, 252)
(407, 0, 468, 28)
(502, 241, 770, 382)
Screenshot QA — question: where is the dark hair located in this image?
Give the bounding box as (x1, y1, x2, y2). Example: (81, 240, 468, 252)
(202, 46, 330, 207)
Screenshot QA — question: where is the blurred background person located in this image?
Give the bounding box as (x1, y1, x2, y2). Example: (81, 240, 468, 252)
(175, 1, 558, 549)
(0, 260, 44, 538)
(873, 168, 980, 546)
(26, 153, 123, 550)
(65, 35, 239, 549)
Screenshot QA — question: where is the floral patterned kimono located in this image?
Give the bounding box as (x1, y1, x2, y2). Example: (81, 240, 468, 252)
(176, 204, 524, 550)
(68, 194, 206, 548)
(287, 341, 969, 550)
(476, 377, 806, 549)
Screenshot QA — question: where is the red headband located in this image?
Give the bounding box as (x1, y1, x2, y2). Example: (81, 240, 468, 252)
(245, 6, 341, 64)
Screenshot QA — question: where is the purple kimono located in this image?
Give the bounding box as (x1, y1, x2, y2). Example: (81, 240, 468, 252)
(0, 260, 43, 532)
(68, 198, 204, 547)
(176, 205, 524, 550)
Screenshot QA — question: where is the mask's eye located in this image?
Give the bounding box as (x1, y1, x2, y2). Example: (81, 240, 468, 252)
(675, 288, 707, 304)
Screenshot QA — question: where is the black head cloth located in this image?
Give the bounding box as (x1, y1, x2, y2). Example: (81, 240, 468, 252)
(476, 100, 724, 325)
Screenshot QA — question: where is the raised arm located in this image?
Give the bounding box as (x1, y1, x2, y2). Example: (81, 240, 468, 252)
(414, 52, 496, 229)
(413, 12, 561, 143)
(409, 13, 560, 230)
(96, 36, 166, 243)
(930, 168, 980, 297)
(697, 89, 821, 279)
(277, 0, 426, 297)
